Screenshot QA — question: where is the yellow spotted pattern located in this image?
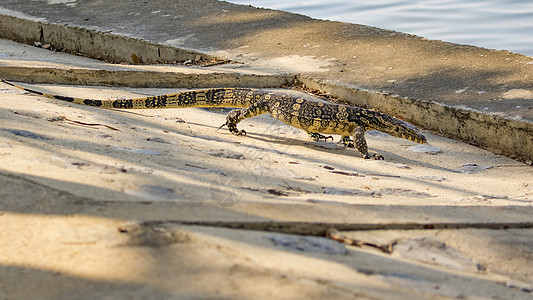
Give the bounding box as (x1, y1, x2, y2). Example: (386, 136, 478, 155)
(2, 79, 426, 158)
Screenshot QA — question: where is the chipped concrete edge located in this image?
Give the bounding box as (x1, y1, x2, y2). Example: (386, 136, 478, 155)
(1, 13, 532, 162)
(0, 66, 297, 88)
(298, 76, 533, 162)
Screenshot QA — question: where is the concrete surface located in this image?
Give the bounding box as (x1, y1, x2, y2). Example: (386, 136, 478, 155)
(1, 41, 533, 298)
(0, 0, 532, 161)
(0, 0, 533, 299)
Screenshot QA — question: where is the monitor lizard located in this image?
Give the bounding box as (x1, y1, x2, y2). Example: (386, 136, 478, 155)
(1, 80, 426, 159)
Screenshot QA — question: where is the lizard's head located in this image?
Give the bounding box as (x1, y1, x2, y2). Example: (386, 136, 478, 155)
(385, 119, 427, 144)
(369, 113, 427, 144)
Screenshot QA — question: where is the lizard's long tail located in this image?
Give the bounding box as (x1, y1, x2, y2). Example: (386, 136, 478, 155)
(1, 79, 263, 109)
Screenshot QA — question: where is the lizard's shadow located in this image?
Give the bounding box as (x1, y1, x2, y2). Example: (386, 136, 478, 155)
(186, 121, 448, 171)
(245, 131, 452, 172)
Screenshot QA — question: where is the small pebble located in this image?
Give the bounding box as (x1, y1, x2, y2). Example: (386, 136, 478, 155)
(408, 144, 442, 154)
(454, 164, 492, 174)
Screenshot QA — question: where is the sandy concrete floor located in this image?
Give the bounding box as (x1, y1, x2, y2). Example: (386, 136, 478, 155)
(1, 76, 532, 299)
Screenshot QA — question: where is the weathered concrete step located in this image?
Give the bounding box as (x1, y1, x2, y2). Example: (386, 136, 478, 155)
(0, 13, 213, 65)
(3, 212, 531, 300)
(0, 65, 295, 88)
(0, 39, 295, 87)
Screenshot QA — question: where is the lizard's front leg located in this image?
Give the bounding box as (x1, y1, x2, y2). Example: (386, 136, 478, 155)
(353, 126, 384, 160)
(219, 101, 268, 136)
(219, 109, 247, 136)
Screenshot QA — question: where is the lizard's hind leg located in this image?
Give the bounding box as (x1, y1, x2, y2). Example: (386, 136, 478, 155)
(353, 126, 384, 160)
(219, 101, 269, 136)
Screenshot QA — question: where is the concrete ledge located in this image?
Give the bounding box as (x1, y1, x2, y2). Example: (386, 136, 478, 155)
(0, 13, 213, 64)
(0, 66, 296, 88)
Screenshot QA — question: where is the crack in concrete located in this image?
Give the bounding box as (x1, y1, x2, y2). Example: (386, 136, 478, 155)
(143, 220, 533, 237)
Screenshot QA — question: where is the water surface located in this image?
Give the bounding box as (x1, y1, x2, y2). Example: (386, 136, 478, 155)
(228, 0, 533, 57)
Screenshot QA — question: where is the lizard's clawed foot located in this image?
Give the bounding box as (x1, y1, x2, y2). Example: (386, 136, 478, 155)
(219, 122, 246, 136)
(308, 132, 333, 142)
(339, 136, 355, 148)
(364, 153, 385, 160)
(235, 129, 246, 136)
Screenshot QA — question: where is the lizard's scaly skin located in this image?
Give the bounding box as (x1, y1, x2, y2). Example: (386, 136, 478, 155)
(2, 80, 426, 159)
